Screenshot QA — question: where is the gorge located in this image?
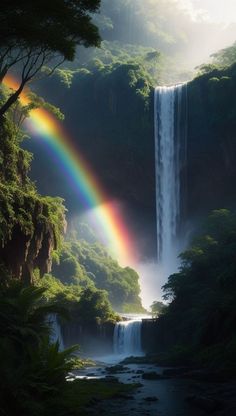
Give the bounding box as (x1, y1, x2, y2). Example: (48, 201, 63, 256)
(1, 1, 236, 415)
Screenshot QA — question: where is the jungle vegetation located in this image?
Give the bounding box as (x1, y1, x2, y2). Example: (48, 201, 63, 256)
(155, 209, 236, 373)
(0, 0, 101, 115)
(0, 1, 138, 414)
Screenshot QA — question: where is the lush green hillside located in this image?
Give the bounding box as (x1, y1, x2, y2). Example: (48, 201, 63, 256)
(51, 238, 144, 313)
(187, 50, 236, 220)
(152, 209, 236, 373)
(0, 114, 66, 283)
(0, 112, 144, 314)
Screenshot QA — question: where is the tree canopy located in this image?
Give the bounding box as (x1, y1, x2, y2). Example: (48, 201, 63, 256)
(51, 238, 144, 313)
(155, 209, 236, 371)
(0, 0, 101, 115)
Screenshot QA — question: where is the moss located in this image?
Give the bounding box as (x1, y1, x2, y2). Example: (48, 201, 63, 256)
(0, 183, 65, 247)
(0, 116, 66, 283)
(46, 379, 137, 416)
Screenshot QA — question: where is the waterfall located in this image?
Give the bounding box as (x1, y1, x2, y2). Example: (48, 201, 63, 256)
(113, 319, 143, 356)
(154, 84, 187, 270)
(48, 314, 64, 351)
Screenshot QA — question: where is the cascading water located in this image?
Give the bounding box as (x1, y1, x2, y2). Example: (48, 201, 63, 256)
(48, 314, 64, 351)
(154, 84, 187, 273)
(113, 319, 143, 357)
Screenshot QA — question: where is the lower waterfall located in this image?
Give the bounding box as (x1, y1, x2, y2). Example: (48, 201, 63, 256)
(113, 319, 143, 356)
(48, 314, 64, 351)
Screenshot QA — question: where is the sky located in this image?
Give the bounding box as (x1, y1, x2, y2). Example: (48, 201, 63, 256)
(182, 0, 236, 24)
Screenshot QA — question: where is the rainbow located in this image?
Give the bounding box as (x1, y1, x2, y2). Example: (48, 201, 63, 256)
(3, 75, 137, 267)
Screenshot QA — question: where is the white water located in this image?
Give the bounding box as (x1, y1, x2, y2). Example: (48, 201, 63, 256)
(48, 314, 64, 350)
(113, 319, 143, 357)
(154, 84, 187, 274)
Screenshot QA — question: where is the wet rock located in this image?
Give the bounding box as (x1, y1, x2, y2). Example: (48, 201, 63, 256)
(186, 394, 224, 413)
(182, 369, 227, 382)
(105, 365, 128, 374)
(162, 368, 190, 378)
(89, 397, 102, 405)
(142, 372, 162, 380)
(104, 376, 119, 383)
(143, 396, 159, 402)
(135, 383, 144, 387)
(114, 393, 134, 400)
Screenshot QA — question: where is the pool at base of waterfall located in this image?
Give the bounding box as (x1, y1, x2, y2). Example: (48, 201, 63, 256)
(71, 361, 217, 416)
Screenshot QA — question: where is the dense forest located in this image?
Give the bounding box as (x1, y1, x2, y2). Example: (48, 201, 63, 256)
(25, 6, 236, 259)
(0, 1, 136, 414)
(1, 0, 236, 415)
(145, 209, 236, 375)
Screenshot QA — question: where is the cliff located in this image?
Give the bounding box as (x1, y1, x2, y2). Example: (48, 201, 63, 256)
(187, 64, 236, 220)
(0, 117, 66, 283)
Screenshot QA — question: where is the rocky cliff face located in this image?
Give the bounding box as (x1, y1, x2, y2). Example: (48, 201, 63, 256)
(61, 320, 115, 354)
(23, 63, 236, 261)
(0, 200, 61, 283)
(187, 65, 236, 221)
(0, 117, 66, 283)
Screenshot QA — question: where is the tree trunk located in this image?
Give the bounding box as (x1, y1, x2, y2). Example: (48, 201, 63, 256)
(0, 82, 25, 116)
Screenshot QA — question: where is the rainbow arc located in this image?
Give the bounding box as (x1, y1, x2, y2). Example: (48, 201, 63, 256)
(3, 75, 137, 267)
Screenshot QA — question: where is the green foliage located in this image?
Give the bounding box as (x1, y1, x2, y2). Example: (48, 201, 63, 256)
(52, 239, 144, 313)
(0, 0, 101, 61)
(150, 300, 167, 317)
(159, 209, 236, 371)
(27, 91, 65, 120)
(54, 68, 75, 88)
(0, 0, 101, 115)
(35, 273, 118, 324)
(211, 41, 236, 68)
(72, 286, 116, 324)
(0, 115, 66, 282)
(0, 116, 32, 185)
(0, 281, 78, 416)
(0, 182, 65, 253)
(47, 378, 137, 416)
(35, 274, 118, 324)
(186, 60, 236, 219)
(92, 0, 224, 82)
(60, 42, 156, 104)
(0, 281, 134, 416)
(196, 41, 236, 77)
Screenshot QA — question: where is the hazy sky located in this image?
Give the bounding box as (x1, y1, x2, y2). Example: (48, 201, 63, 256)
(181, 0, 236, 23)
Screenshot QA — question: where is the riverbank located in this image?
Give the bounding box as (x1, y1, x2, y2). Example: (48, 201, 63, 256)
(70, 359, 236, 416)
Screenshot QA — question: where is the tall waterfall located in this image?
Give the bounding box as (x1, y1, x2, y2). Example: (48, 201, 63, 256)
(154, 84, 187, 269)
(113, 320, 143, 356)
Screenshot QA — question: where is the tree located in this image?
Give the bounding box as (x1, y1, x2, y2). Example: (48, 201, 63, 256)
(150, 300, 167, 317)
(0, 0, 101, 116)
(211, 41, 236, 67)
(0, 281, 77, 415)
(158, 209, 236, 363)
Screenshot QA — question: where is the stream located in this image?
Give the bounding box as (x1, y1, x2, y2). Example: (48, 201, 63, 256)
(70, 358, 236, 416)
(54, 316, 236, 415)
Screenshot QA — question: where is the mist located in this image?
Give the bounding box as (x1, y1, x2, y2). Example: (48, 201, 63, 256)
(96, 0, 236, 73)
(22, 0, 236, 308)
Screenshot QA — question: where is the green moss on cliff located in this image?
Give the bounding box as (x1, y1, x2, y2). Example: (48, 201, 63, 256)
(51, 239, 144, 313)
(0, 116, 66, 283)
(186, 61, 236, 217)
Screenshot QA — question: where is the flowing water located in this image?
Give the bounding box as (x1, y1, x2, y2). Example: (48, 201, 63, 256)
(113, 319, 143, 357)
(154, 84, 187, 273)
(48, 313, 64, 350)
